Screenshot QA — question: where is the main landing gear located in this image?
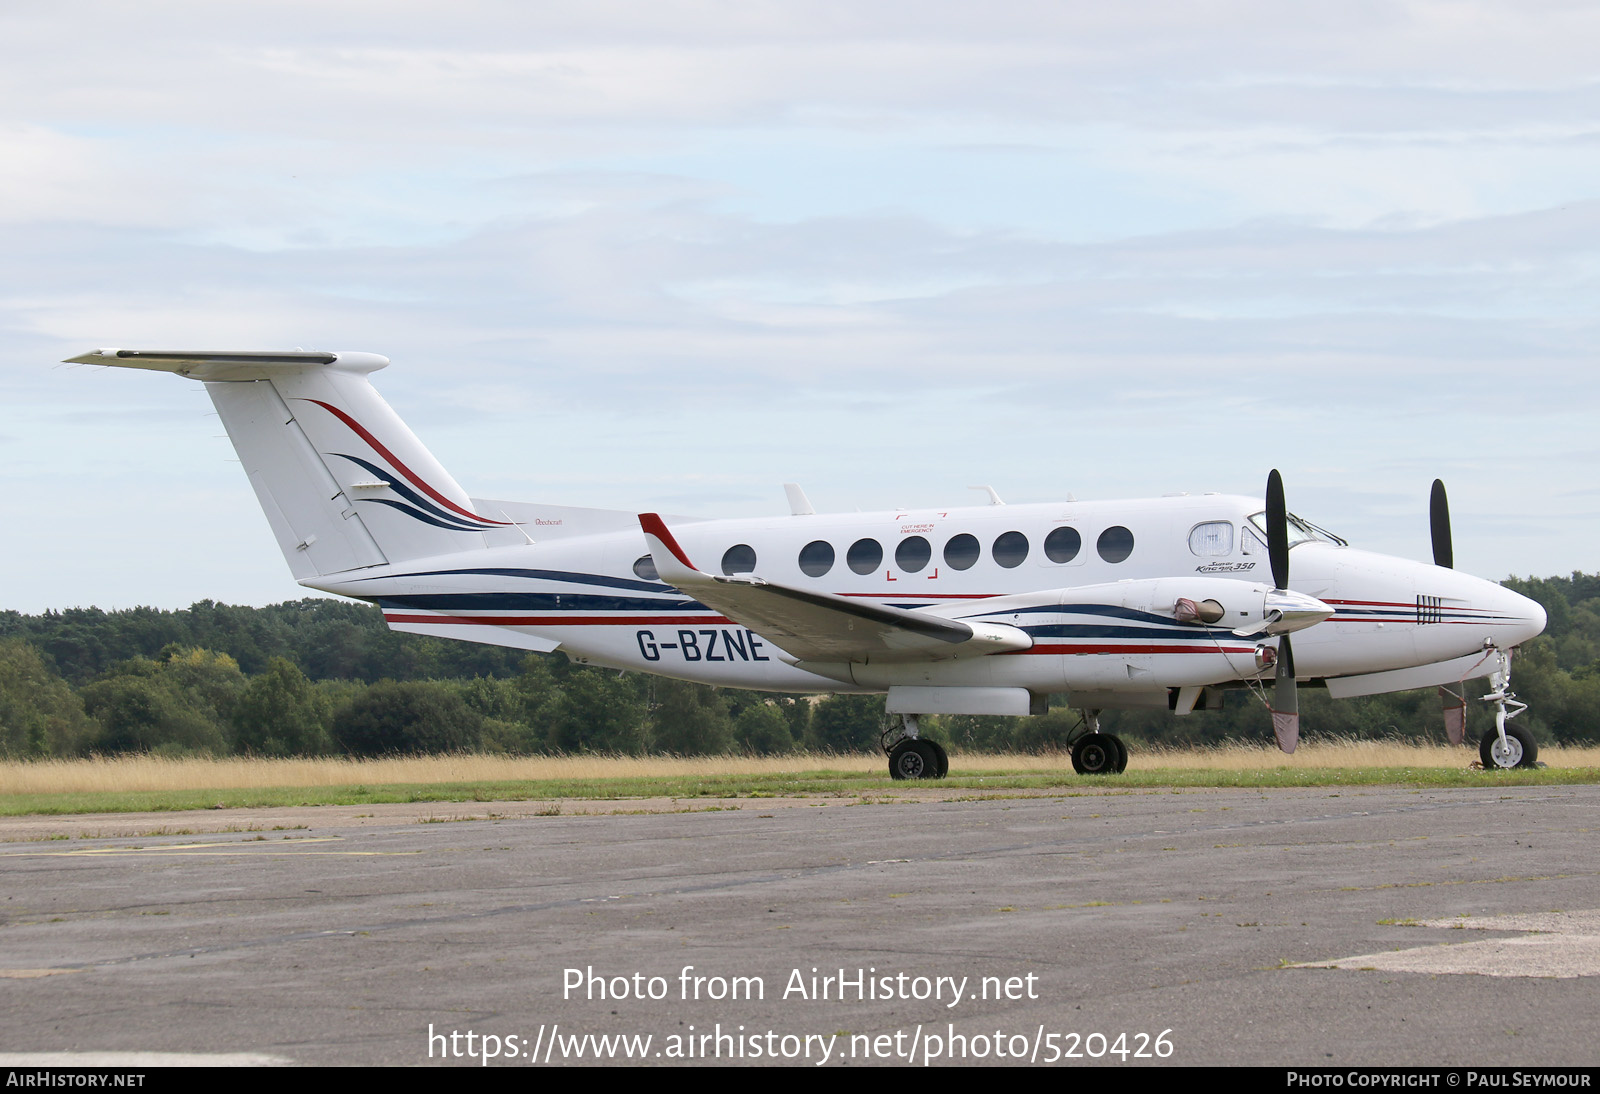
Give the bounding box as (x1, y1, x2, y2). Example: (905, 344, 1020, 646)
(1478, 646, 1537, 770)
(883, 714, 949, 780)
(1068, 710, 1128, 776)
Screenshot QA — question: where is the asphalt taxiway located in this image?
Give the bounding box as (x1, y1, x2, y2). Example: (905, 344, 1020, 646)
(2, 785, 1597, 1066)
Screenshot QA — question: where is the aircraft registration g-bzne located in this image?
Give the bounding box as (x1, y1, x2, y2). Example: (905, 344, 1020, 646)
(68, 348, 1549, 777)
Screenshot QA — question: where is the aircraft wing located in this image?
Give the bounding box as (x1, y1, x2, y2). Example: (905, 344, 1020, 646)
(639, 514, 1031, 664)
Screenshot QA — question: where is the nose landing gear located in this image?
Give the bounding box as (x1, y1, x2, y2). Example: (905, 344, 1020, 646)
(1478, 646, 1536, 769)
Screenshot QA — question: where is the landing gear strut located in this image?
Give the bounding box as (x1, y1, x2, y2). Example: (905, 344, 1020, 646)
(1478, 646, 1537, 769)
(1067, 709, 1128, 776)
(883, 713, 948, 780)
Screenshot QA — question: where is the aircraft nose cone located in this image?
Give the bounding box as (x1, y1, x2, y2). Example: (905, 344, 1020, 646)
(1500, 585, 1547, 646)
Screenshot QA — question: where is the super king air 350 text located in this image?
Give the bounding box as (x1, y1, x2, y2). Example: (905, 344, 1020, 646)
(68, 348, 1548, 777)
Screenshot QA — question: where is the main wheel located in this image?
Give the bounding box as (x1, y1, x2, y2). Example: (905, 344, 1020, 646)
(927, 739, 949, 779)
(1072, 733, 1120, 776)
(888, 739, 939, 780)
(1107, 733, 1128, 774)
(1480, 724, 1538, 769)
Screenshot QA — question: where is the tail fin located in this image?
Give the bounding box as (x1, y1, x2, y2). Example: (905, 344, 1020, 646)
(66, 349, 506, 578)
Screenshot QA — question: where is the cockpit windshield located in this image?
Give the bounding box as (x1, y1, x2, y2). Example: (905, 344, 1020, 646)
(1247, 512, 1347, 548)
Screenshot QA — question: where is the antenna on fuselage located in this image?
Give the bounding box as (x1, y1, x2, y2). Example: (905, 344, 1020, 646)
(499, 510, 536, 545)
(969, 485, 1005, 506)
(783, 483, 815, 516)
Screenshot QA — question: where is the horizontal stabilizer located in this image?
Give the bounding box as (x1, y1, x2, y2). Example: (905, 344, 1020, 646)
(638, 513, 1031, 663)
(63, 348, 388, 381)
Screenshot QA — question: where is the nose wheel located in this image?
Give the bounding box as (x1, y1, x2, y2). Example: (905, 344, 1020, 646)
(1480, 723, 1537, 769)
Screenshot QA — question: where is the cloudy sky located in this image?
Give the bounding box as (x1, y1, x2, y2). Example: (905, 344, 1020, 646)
(4, 1, 1597, 613)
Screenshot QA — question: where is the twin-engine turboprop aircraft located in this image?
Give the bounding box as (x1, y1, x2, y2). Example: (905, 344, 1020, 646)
(67, 348, 1548, 776)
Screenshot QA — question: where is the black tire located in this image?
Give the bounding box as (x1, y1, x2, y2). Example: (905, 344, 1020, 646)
(888, 739, 938, 780)
(1480, 724, 1538, 769)
(927, 739, 949, 779)
(1107, 733, 1128, 774)
(1072, 733, 1119, 776)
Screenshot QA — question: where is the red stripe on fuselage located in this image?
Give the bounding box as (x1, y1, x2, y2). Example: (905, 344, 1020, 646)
(1019, 643, 1257, 655)
(384, 613, 734, 626)
(1324, 598, 1488, 611)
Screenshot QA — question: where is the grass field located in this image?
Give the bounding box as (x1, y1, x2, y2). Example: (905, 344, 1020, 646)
(1, 740, 1596, 816)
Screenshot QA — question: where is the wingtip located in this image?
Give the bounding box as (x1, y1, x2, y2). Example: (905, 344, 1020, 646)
(638, 513, 698, 572)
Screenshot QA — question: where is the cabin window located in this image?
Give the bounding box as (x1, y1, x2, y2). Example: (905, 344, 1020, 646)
(847, 538, 883, 575)
(632, 555, 659, 581)
(943, 533, 980, 571)
(992, 531, 1029, 568)
(1188, 521, 1234, 557)
(896, 535, 932, 573)
(721, 544, 757, 575)
(798, 540, 835, 577)
(1097, 525, 1135, 563)
(1044, 526, 1081, 564)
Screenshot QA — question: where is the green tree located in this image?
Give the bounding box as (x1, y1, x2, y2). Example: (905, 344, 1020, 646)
(77, 647, 242, 755)
(808, 694, 885, 752)
(548, 669, 649, 753)
(0, 639, 92, 756)
(80, 674, 227, 755)
(232, 658, 333, 755)
(650, 679, 735, 755)
(331, 680, 485, 756)
(733, 700, 794, 754)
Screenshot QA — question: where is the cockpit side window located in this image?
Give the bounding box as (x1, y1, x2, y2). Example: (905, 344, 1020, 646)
(1247, 512, 1347, 548)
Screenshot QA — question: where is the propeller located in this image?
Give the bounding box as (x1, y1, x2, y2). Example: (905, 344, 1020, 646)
(1265, 469, 1299, 754)
(1431, 479, 1464, 743)
(1430, 478, 1453, 569)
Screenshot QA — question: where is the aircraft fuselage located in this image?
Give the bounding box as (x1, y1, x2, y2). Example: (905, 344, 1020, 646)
(311, 492, 1545, 705)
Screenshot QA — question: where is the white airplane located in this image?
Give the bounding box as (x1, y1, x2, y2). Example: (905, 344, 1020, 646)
(67, 348, 1548, 777)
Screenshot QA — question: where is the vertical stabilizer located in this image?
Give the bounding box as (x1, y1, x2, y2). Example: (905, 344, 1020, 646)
(67, 349, 507, 578)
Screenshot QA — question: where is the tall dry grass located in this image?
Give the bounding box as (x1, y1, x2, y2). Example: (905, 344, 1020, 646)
(3, 739, 1596, 796)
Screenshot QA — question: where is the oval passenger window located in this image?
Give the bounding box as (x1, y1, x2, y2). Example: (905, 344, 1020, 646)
(992, 531, 1029, 568)
(798, 540, 835, 577)
(847, 538, 883, 575)
(721, 544, 757, 575)
(896, 536, 931, 573)
(1097, 526, 1135, 563)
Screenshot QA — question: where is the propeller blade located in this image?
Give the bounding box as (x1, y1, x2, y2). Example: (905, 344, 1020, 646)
(1271, 633, 1299, 753)
(1266, 469, 1290, 592)
(1430, 478, 1453, 569)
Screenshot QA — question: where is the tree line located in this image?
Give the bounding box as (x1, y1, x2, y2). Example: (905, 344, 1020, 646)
(0, 573, 1594, 759)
